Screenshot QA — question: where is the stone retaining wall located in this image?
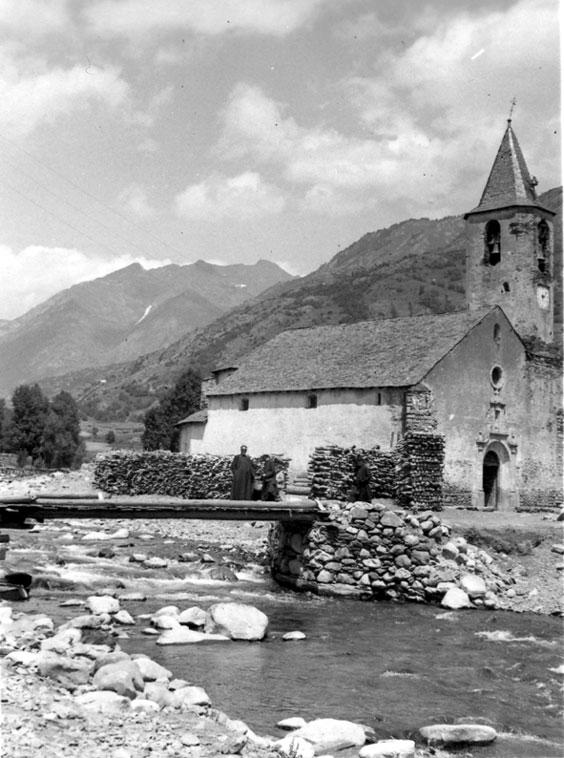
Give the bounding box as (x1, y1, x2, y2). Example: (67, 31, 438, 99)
(269, 501, 509, 607)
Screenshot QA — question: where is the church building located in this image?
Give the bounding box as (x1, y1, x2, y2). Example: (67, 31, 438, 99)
(178, 122, 562, 511)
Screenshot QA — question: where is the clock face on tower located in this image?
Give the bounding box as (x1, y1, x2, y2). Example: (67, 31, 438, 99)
(537, 285, 550, 310)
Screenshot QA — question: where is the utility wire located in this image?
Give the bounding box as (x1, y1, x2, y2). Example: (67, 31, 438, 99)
(0, 178, 127, 258)
(0, 131, 188, 258)
(1, 153, 154, 258)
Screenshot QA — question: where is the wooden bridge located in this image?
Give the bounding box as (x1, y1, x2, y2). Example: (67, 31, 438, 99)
(0, 493, 329, 527)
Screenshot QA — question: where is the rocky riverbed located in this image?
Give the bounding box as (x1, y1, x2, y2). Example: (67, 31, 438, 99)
(1, 467, 563, 758)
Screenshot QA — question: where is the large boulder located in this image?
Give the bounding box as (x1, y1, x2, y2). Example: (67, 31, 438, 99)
(169, 685, 211, 708)
(132, 655, 172, 682)
(420, 724, 497, 746)
(156, 627, 230, 645)
(178, 606, 207, 628)
(75, 691, 131, 714)
(37, 652, 93, 687)
(441, 587, 472, 609)
(87, 595, 120, 615)
(360, 740, 415, 757)
(460, 574, 487, 599)
(204, 602, 269, 641)
(92, 660, 144, 699)
(287, 718, 366, 754)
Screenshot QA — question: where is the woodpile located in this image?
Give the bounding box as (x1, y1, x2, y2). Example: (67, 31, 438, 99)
(394, 432, 445, 511)
(93, 451, 289, 499)
(308, 446, 396, 500)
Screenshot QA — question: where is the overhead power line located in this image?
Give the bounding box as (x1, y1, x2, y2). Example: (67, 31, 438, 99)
(0, 131, 188, 259)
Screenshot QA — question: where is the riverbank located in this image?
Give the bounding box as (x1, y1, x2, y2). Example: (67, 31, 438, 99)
(1, 467, 563, 758)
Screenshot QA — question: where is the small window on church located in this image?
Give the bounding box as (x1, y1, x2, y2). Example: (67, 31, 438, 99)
(376, 392, 382, 405)
(493, 323, 501, 344)
(239, 398, 249, 411)
(484, 220, 501, 265)
(537, 221, 550, 273)
(491, 365, 504, 389)
(307, 394, 318, 409)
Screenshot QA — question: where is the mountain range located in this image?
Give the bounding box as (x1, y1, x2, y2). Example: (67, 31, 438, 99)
(24, 187, 564, 420)
(0, 259, 294, 398)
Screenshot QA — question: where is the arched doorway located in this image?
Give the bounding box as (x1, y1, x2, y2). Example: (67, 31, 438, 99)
(483, 450, 500, 508)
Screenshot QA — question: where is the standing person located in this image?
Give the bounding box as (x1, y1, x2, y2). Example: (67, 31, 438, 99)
(261, 453, 279, 502)
(354, 455, 372, 503)
(230, 445, 255, 500)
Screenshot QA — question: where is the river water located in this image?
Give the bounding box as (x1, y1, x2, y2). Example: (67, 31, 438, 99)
(6, 525, 564, 758)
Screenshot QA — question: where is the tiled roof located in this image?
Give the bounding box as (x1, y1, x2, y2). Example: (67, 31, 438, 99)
(208, 307, 501, 396)
(176, 409, 208, 425)
(466, 121, 554, 216)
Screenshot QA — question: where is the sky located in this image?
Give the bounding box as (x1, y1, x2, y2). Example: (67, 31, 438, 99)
(0, 0, 560, 320)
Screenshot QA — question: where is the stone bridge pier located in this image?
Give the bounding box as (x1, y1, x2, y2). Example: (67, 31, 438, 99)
(268, 501, 449, 602)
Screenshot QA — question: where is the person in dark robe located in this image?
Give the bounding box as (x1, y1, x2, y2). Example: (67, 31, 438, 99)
(230, 445, 256, 500)
(260, 454, 279, 502)
(353, 455, 372, 502)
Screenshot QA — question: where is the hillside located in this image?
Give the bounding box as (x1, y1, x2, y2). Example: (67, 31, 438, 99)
(38, 187, 562, 421)
(0, 259, 294, 397)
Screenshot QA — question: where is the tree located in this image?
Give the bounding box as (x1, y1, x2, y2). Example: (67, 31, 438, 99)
(6, 384, 50, 465)
(0, 398, 6, 452)
(105, 430, 116, 445)
(41, 391, 85, 469)
(142, 368, 201, 451)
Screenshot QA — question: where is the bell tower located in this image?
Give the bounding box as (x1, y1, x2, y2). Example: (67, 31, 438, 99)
(464, 120, 555, 343)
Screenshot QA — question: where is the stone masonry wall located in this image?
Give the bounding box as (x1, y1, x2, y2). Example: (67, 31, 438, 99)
(269, 501, 511, 608)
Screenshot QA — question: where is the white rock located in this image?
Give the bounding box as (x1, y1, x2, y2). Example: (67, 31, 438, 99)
(87, 595, 120, 615)
(360, 739, 415, 757)
(130, 699, 160, 713)
(113, 610, 136, 625)
(40, 628, 81, 653)
(110, 528, 129, 540)
(75, 690, 131, 713)
(169, 685, 211, 708)
(93, 660, 144, 700)
(282, 631, 306, 641)
(5, 650, 40, 667)
(151, 615, 180, 630)
(156, 627, 229, 645)
(204, 602, 269, 641)
(180, 733, 201, 747)
(143, 682, 174, 708)
(277, 717, 308, 730)
(82, 531, 111, 541)
(276, 735, 315, 758)
(153, 605, 180, 617)
(289, 718, 366, 754)
(133, 656, 172, 681)
(420, 724, 497, 745)
(460, 574, 487, 599)
(441, 587, 472, 609)
(68, 614, 103, 629)
(143, 557, 168, 569)
(178, 606, 207, 627)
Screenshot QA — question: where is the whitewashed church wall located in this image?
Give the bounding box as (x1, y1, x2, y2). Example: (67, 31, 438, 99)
(200, 388, 403, 473)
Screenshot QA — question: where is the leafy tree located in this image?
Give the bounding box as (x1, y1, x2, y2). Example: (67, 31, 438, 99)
(0, 398, 6, 451)
(105, 430, 116, 445)
(6, 384, 50, 465)
(41, 391, 85, 469)
(142, 368, 201, 451)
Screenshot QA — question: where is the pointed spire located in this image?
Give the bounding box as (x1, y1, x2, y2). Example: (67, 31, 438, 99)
(466, 121, 552, 216)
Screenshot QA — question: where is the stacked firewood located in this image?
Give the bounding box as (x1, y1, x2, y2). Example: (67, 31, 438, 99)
(308, 446, 395, 500)
(394, 432, 445, 511)
(93, 451, 289, 499)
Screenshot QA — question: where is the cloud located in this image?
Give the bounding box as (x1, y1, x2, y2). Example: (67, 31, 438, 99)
(0, 245, 170, 320)
(174, 172, 286, 220)
(0, 0, 71, 37)
(117, 185, 156, 218)
(85, 0, 330, 39)
(217, 0, 559, 216)
(0, 52, 129, 139)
